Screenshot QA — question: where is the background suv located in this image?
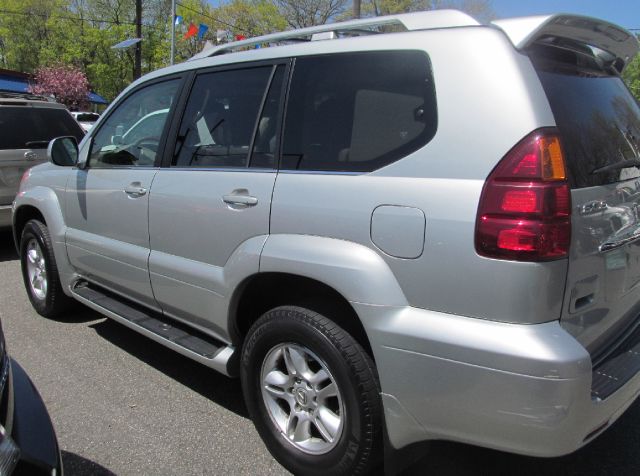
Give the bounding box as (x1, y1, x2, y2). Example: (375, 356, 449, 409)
(0, 94, 83, 228)
(12, 10, 640, 476)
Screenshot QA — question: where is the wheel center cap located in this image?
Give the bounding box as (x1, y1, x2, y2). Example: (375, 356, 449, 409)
(294, 388, 308, 406)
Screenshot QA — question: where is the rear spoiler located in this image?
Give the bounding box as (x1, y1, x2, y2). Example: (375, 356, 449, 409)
(492, 14, 639, 72)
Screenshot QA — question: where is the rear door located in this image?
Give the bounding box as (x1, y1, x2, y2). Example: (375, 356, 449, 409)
(148, 62, 287, 339)
(532, 44, 640, 357)
(0, 104, 83, 206)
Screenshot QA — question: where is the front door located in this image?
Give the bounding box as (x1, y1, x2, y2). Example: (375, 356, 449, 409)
(148, 63, 287, 339)
(65, 79, 181, 308)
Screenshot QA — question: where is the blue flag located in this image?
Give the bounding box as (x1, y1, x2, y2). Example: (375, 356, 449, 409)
(174, 15, 183, 26)
(197, 24, 209, 40)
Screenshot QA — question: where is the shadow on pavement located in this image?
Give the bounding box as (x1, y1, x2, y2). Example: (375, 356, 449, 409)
(61, 451, 116, 476)
(90, 318, 249, 419)
(52, 305, 107, 324)
(0, 230, 17, 262)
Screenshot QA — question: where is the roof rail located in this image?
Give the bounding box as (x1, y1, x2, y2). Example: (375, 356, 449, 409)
(190, 10, 479, 61)
(0, 91, 55, 102)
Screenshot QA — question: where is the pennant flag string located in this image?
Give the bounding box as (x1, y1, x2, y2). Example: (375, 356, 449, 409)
(176, 16, 248, 43)
(197, 24, 209, 40)
(183, 22, 198, 40)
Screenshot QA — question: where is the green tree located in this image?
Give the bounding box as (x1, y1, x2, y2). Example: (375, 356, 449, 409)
(360, 0, 494, 20)
(275, 0, 349, 28)
(0, 0, 62, 72)
(216, 0, 287, 37)
(623, 40, 640, 101)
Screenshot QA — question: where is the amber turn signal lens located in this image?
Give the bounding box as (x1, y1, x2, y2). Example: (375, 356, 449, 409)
(539, 136, 566, 181)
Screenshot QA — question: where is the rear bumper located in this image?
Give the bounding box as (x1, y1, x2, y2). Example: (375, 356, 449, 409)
(357, 303, 640, 458)
(10, 359, 63, 475)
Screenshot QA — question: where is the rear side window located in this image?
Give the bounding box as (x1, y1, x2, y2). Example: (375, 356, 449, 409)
(0, 107, 84, 149)
(173, 66, 275, 168)
(533, 47, 640, 188)
(281, 50, 437, 172)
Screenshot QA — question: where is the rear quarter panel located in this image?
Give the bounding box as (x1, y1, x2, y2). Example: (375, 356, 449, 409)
(270, 27, 567, 324)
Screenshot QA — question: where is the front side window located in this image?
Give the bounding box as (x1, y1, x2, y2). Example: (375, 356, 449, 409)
(282, 50, 437, 172)
(173, 66, 274, 168)
(89, 79, 179, 167)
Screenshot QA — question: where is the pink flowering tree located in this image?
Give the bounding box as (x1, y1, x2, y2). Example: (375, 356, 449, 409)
(30, 65, 90, 110)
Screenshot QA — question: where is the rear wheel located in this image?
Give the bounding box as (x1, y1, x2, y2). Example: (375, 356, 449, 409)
(20, 219, 72, 318)
(241, 306, 381, 475)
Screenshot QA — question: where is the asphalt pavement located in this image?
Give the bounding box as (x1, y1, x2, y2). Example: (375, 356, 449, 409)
(1, 228, 639, 475)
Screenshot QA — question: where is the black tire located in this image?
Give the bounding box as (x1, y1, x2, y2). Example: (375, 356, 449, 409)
(241, 306, 382, 476)
(20, 219, 72, 318)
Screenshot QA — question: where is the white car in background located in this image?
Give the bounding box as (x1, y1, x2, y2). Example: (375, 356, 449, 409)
(70, 111, 100, 132)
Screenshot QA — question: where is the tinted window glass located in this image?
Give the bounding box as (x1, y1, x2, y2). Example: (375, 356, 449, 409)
(282, 51, 437, 172)
(89, 79, 179, 167)
(0, 107, 84, 149)
(173, 66, 273, 168)
(534, 50, 640, 188)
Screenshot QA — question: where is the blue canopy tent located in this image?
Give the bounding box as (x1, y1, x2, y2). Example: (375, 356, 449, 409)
(0, 69, 108, 107)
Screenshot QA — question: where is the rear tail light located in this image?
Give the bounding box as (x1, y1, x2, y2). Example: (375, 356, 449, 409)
(18, 169, 31, 195)
(475, 129, 571, 261)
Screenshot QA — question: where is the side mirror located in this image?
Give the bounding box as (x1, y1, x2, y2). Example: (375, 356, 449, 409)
(47, 136, 79, 166)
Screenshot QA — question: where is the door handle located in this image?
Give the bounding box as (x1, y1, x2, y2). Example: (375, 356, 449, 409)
(124, 182, 148, 197)
(222, 191, 258, 207)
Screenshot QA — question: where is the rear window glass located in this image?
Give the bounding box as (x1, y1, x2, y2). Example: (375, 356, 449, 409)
(281, 50, 437, 172)
(534, 50, 640, 188)
(0, 107, 84, 149)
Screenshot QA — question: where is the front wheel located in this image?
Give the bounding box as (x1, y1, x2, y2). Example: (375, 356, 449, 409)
(241, 306, 381, 475)
(20, 219, 72, 318)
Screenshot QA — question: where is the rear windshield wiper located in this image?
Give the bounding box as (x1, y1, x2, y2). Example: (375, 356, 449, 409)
(591, 158, 640, 175)
(25, 140, 49, 149)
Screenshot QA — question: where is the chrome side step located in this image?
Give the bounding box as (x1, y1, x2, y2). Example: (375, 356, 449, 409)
(71, 283, 237, 377)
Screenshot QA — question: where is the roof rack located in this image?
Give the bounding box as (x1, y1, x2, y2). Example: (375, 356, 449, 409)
(0, 91, 55, 102)
(190, 10, 479, 61)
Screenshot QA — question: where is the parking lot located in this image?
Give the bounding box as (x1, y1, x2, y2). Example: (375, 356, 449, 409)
(1, 228, 640, 475)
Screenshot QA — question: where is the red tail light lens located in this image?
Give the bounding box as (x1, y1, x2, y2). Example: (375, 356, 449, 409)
(475, 129, 571, 261)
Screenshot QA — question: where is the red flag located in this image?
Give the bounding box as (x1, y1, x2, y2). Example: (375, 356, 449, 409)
(235, 34, 246, 41)
(183, 23, 198, 40)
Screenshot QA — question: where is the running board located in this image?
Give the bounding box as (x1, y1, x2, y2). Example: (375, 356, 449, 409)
(71, 282, 237, 377)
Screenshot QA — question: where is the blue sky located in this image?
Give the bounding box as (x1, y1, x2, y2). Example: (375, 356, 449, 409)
(205, 1, 640, 31)
(492, 0, 640, 31)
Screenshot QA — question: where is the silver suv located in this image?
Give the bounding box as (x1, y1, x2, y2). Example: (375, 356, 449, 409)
(11, 10, 640, 475)
(0, 94, 84, 228)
